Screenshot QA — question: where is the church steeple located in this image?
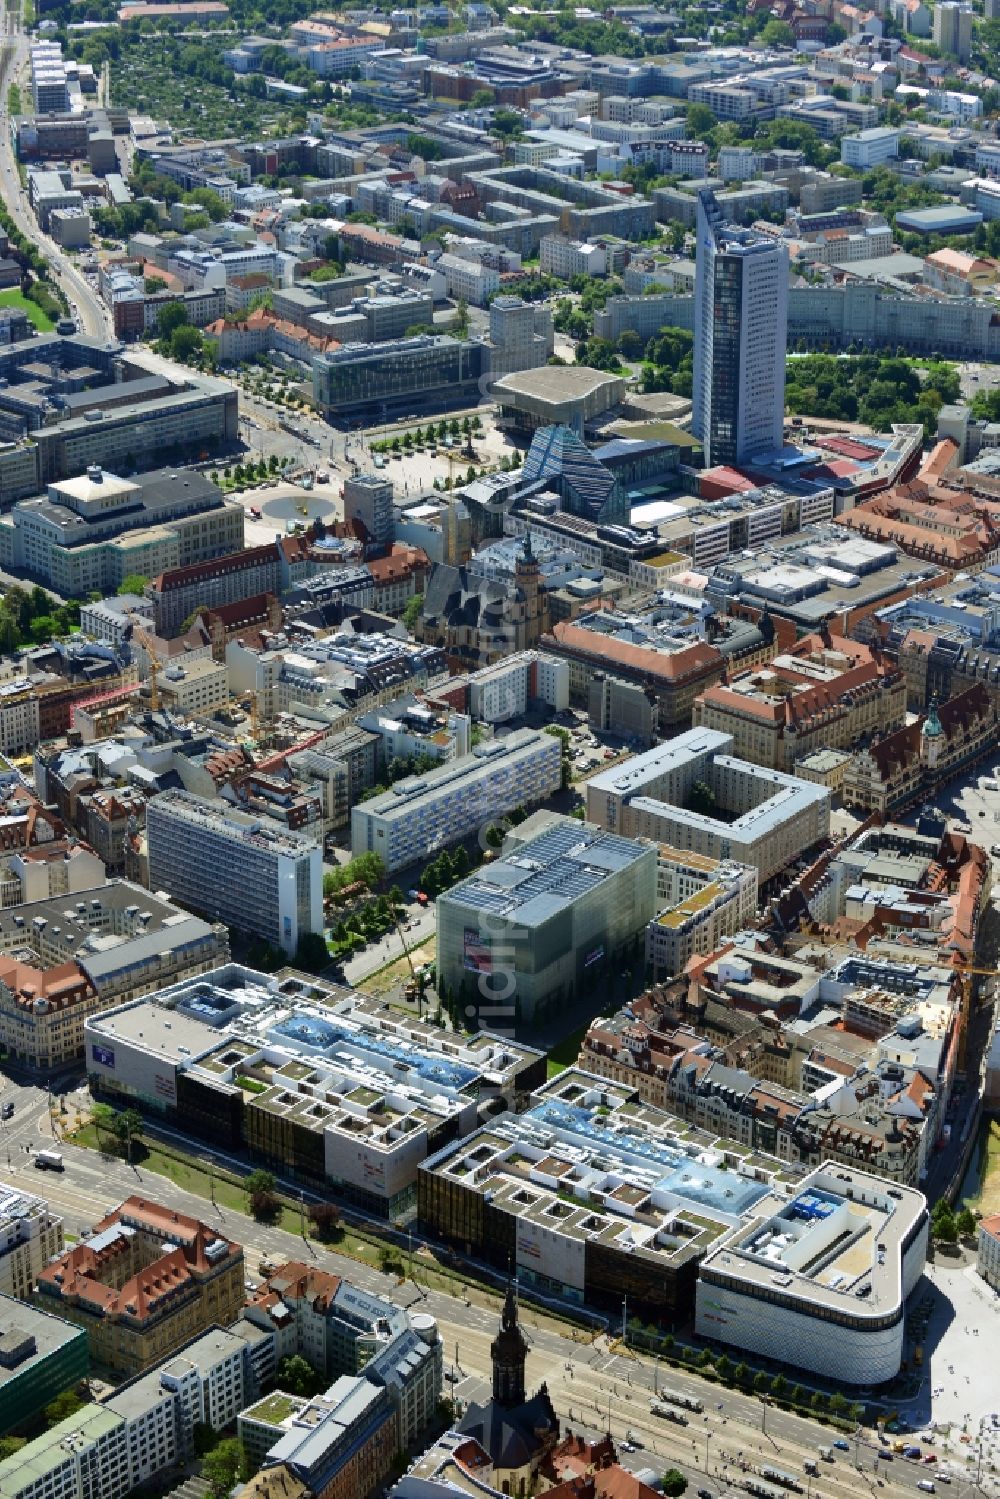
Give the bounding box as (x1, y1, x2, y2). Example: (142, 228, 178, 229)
(491, 1278, 527, 1408)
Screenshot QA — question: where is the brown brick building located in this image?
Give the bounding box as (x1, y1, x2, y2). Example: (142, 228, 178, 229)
(37, 1197, 244, 1375)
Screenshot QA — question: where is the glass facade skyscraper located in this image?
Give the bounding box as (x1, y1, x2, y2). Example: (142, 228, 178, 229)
(693, 188, 788, 468)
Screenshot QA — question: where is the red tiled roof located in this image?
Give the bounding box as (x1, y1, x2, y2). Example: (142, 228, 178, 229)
(545, 620, 720, 683)
(38, 1196, 241, 1322)
(368, 544, 430, 584)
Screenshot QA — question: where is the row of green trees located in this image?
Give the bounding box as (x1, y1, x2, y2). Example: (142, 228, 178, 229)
(373, 414, 481, 455)
(931, 1199, 976, 1244)
(211, 455, 283, 488)
(630, 1325, 866, 1422)
(322, 851, 387, 898)
(0, 192, 66, 321)
(328, 889, 406, 961)
(419, 845, 474, 899)
(544, 724, 573, 789)
(155, 303, 214, 368)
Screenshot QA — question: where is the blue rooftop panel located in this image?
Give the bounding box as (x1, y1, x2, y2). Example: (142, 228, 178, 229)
(269, 1014, 477, 1090)
(527, 1098, 770, 1217)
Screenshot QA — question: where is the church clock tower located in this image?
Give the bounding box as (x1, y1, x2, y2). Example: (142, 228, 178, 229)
(491, 1280, 527, 1408)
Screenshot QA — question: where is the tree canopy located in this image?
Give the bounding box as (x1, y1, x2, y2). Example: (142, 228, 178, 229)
(785, 354, 960, 437)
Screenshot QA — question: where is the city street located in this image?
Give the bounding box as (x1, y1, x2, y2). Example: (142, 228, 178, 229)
(0, 1076, 988, 1498)
(0, 13, 109, 340)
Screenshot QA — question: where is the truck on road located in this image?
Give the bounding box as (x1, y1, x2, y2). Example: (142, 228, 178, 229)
(34, 1150, 63, 1171)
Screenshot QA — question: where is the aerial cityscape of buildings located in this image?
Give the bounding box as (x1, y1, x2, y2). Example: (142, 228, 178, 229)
(4, 2, 1000, 1498)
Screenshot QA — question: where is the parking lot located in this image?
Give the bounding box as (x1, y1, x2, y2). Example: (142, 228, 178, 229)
(959, 361, 1000, 402)
(501, 704, 652, 780)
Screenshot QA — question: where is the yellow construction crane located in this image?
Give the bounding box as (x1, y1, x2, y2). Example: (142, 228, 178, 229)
(127, 611, 163, 714)
(951, 960, 1000, 1068)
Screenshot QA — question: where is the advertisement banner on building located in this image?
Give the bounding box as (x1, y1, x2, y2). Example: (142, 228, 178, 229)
(463, 928, 492, 974)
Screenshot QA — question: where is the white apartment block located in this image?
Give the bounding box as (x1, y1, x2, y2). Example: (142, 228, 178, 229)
(351, 728, 562, 872)
(602, 95, 674, 125)
(975, 141, 1000, 176)
(512, 139, 560, 167)
(101, 1324, 269, 1494)
(539, 236, 607, 278)
(667, 140, 710, 177)
(0, 1187, 64, 1299)
(146, 789, 323, 954)
(442, 235, 521, 273)
(158, 1328, 249, 1432)
(586, 728, 831, 884)
(436, 253, 501, 307)
(841, 127, 900, 168)
(0, 1408, 131, 1499)
(31, 43, 69, 114)
(687, 82, 757, 120)
(466, 651, 569, 723)
(799, 223, 894, 265)
(718, 145, 762, 181)
(108, 1373, 180, 1491)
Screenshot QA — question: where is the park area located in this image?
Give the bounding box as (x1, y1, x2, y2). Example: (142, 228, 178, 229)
(0, 288, 54, 332)
(959, 1116, 1000, 1215)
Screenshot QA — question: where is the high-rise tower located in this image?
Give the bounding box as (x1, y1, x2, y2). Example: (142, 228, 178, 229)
(693, 187, 788, 468)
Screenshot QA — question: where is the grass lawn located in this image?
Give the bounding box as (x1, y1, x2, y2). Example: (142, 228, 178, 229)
(546, 1021, 592, 1079)
(960, 1116, 1000, 1214)
(246, 1391, 300, 1425)
(72, 1123, 296, 1231)
(0, 289, 54, 332)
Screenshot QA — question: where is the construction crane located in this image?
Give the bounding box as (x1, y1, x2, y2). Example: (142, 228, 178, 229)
(951, 960, 1000, 1068)
(126, 610, 163, 714)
